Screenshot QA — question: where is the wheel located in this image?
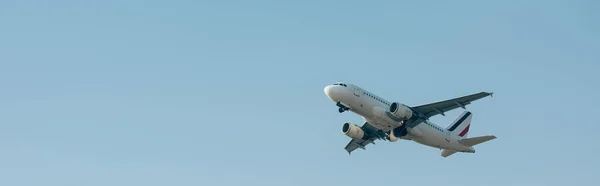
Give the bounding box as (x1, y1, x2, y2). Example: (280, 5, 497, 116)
(399, 127, 408, 136)
(393, 127, 408, 137)
(338, 108, 345, 113)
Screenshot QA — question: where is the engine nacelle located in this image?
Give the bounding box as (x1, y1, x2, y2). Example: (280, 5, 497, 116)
(389, 102, 413, 120)
(342, 122, 364, 140)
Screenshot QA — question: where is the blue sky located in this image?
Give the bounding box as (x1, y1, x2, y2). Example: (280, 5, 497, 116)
(1, 0, 599, 185)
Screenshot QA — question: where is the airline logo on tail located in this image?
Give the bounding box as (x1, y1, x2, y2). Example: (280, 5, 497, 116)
(458, 125, 470, 137)
(447, 111, 472, 138)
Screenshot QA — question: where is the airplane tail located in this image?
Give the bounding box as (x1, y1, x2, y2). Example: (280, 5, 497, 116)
(446, 110, 473, 139)
(441, 111, 496, 158)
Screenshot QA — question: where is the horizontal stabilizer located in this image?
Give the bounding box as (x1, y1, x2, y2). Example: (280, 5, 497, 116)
(441, 149, 457, 157)
(459, 135, 496, 147)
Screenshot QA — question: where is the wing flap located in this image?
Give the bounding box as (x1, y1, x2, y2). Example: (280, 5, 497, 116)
(344, 138, 375, 153)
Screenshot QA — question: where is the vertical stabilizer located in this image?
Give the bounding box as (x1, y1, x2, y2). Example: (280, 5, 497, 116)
(441, 111, 496, 158)
(446, 111, 472, 139)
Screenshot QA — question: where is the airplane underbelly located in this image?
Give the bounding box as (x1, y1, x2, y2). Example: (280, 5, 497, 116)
(350, 99, 396, 130)
(371, 106, 400, 128)
(350, 103, 372, 119)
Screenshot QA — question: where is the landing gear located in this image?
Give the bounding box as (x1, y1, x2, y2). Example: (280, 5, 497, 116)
(399, 128, 408, 136)
(336, 102, 350, 113)
(393, 126, 408, 137)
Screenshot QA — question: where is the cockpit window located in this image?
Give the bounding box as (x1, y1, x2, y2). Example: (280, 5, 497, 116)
(333, 83, 347, 87)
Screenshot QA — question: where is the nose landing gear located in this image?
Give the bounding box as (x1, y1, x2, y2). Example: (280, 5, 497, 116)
(336, 102, 350, 113)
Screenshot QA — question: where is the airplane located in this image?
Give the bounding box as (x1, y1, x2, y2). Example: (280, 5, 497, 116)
(324, 82, 497, 157)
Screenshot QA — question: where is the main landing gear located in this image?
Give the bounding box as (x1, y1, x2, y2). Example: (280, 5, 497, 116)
(336, 102, 349, 113)
(393, 126, 408, 137)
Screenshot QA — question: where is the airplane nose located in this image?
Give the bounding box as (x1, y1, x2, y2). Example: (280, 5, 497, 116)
(324, 85, 334, 98)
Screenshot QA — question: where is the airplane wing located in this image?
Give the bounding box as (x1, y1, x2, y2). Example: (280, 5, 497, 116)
(344, 138, 376, 154)
(411, 92, 493, 119)
(344, 122, 389, 154)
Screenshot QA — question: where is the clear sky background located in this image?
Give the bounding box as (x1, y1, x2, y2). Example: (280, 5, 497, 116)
(1, 0, 599, 185)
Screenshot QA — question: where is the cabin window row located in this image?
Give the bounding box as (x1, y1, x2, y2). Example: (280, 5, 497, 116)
(426, 122, 444, 132)
(363, 92, 390, 106)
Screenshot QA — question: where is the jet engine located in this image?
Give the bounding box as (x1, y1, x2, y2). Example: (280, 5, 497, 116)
(341, 122, 365, 140)
(389, 102, 413, 120)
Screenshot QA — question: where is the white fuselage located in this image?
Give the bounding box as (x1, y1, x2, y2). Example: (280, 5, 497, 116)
(324, 83, 474, 152)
